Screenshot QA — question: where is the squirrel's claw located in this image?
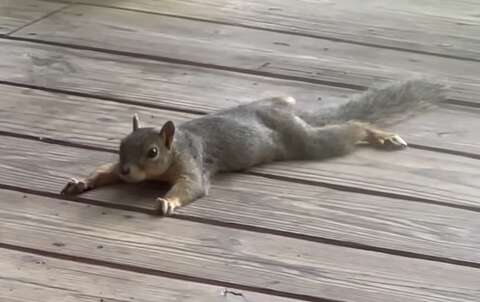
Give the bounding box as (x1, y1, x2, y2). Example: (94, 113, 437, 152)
(61, 178, 89, 195)
(155, 197, 178, 216)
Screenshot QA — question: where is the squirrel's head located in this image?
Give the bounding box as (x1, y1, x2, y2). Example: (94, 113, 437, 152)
(118, 114, 176, 183)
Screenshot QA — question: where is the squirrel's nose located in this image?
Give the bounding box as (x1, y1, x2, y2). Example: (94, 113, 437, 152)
(120, 166, 130, 175)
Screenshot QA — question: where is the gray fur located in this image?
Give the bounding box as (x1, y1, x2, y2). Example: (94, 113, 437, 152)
(298, 78, 445, 127)
(119, 78, 444, 197)
(132, 113, 140, 131)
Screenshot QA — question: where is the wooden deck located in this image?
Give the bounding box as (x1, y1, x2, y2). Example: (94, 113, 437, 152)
(1, 1, 480, 301)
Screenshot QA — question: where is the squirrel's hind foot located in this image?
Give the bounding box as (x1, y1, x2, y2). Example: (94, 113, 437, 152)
(367, 130, 408, 150)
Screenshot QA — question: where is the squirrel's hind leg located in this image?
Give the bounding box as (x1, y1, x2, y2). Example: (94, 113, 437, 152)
(255, 96, 296, 107)
(302, 122, 407, 159)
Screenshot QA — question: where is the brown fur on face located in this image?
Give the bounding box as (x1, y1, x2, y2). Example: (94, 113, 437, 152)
(118, 120, 176, 183)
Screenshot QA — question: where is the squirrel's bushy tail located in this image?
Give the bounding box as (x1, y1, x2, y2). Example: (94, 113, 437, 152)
(300, 78, 446, 127)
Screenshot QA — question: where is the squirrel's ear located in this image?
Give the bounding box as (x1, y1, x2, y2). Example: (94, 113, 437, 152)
(160, 121, 175, 150)
(132, 113, 140, 131)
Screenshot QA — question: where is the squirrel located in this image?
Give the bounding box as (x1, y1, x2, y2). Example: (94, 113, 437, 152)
(61, 78, 444, 216)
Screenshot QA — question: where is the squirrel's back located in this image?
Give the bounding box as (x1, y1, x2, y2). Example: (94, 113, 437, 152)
(176, 78, 445, 173)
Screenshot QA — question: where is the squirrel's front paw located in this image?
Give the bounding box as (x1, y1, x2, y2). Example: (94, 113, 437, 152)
(155, 197, 180, 216)
(61, 178, 90, 196)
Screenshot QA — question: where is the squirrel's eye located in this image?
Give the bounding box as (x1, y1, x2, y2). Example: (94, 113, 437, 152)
(147, 147, 158, 159)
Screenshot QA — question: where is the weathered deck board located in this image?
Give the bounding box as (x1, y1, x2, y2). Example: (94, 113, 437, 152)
(1, 43, 478, 155)
(1, 135, 480, 265)
(389, 106, 480, 155)
(2, 189, 480, 302)
(2, 1, 480, 301)
(0, 0, 65, 35)
(1, 101, 479, 210)
(1, 86, 479, 208)
(77, 0, 480, 60)
(5, 85, 480, 154)
(0, 39, 351, 112)
(11, 4, 480, 105)
(0, 248, 301, 302)
(255, 148, 480, 208)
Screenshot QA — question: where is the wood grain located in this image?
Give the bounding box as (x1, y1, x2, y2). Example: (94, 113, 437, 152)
(2, 2, 479, 301)
(1, 135, 480, 265)
(254, 147, 480, 209)
(11, 4, 480, 104)
(1, 55, 479, 155)
(77, 0, 480, 60)
(0, 39, 352, 113)
(0, 86, 479, 209)
(0, 248, 301, 302)
(2, 188, 480, 302)
(0, 0, 65, 34)
(389, 105, 480, 155)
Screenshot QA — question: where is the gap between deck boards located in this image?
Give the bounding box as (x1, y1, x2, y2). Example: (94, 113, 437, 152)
(0, 247, 307, 302)
(2, 3, 479, 301)
(0, 79, 477, 160)
(0, 128, 478, 214)
(5, 4, 71, 36)
(1, 181, 479, 270)
(2, 187, 480, 302)
(2, 35, 478, 110)
(0, 242, 332, 302)
(2, 2, 480, 109)
(5, 3, 480, 106)
(1, 131, 480, 270)
(36, 0, 480, 63)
